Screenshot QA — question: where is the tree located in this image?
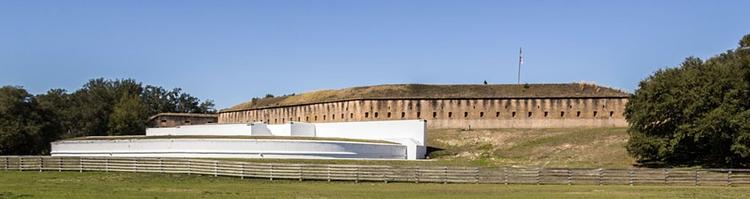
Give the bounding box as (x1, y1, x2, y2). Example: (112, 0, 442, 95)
(0, 78, 217, 155)
(626, 33, 750, 167)
(108, 94, 148, 135)
(36, 89, 75, 139)
(0, 86, 58, 155)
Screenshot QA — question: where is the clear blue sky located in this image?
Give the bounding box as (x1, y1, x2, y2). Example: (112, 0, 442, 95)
(1, 1, 748, 109)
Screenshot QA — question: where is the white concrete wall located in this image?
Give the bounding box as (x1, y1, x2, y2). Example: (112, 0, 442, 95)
(146, 124, 252, 136)
(51, 139, 406, 159)
(133, 120, 426, 159)
(249, 123, 274, 136)
(314, 120, 426, 159)
(290, 122, 315, 136)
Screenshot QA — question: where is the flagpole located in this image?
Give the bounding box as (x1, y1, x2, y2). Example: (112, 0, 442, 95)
(517, 47, 522, 84)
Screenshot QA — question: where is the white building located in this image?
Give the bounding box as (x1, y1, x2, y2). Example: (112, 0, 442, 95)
(51, 120, 427, 160)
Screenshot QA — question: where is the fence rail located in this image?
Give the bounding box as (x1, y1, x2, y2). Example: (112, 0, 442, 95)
(2, 156, 749, 186)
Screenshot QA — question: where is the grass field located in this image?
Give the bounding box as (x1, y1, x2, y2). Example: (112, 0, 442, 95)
(1, 171, 747, 199)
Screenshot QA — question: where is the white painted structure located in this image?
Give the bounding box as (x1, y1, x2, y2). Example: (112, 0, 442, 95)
(52, 120, 426, 160)
(51, 139, 406, 159)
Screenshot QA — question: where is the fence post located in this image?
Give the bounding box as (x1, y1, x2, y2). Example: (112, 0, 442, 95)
(567, 169, 572, 185)
(79, 158, 82, 173)
(503, 167, 508, 185)
(727, 170, 732, 187)
(355, 166, 359, 183)
(475, 167, 481, 184)
(535, 168, 541, 185)
(213, 161, 218, 177)
(298, 165, 303, 181)
(597, 168, 603, 186)
(58, 157, 62, 172)
(628, 169, 634, 186)
(4, 157, 7, 171)
(19, 156, 23, 171)
(160, 159, 164, 173)
(443, 167, 448, 184)
(39, 157, 43, 172)
(241, 163, 245, 179)
(383, 167, 389, 184)
(187, 160, 192, 175)
(414, 167, 419, 184)
(664, 169, 669, 185)
(694, 170, 700, 186)
(327, 165, 331, 182)
(269, 165, 274, 181)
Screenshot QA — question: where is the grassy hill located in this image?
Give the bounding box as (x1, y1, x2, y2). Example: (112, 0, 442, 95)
(225, 83, 628, 111)
(427, 128, 634, 168)
(211, 127, 634, 168)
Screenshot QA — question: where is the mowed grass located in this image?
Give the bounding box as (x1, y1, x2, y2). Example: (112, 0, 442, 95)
(1, 171, 748, 199)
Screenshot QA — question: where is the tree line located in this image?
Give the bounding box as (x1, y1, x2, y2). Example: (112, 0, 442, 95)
(0, 78, 215, 155)
(626, 33, 750, 168)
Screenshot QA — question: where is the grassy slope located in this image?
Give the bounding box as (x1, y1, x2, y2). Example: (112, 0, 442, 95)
(428, 128, 634, 168)
(0, 171, 747, 199)
(196, 128, 634, 168)
(226, 83, 628, 110)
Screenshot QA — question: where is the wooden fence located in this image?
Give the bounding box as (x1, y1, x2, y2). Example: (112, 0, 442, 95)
(2, 156, 749, 186)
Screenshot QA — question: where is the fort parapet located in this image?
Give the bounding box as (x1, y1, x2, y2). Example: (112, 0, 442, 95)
(218, 83, 629, 129)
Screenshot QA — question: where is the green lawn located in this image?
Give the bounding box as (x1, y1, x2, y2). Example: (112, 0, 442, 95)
(1, 171, 747, 199)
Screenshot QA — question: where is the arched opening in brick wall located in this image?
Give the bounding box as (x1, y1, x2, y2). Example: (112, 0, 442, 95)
(496, 112, 500, 117)
(448, 112, 453, 118)
(544, 112, 548, 117)
(315, 116, 318, 121)
(323, 115, 326, 120)
(480, 112, 484, 117)
(374, 112, 379, 118)
(528, 112, 532, 118)
(593, 111, 598, 117)
(561, 111, 565, 117)
(433, 112, 437, 118)
(417, 112, 421, 118)
(609, 111, 614, 118)
(350, 113, 354, 119)
(387, 112, 391, 118)
(365, 112, 369, 118)
(401, 112, 406, 118)
(576, 111, 581, 117)
(464, 112, 468, 118)
(512, 112, 516, 118)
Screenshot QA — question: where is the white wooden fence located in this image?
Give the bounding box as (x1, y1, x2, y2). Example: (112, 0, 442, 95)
(2, 156, 749, 186)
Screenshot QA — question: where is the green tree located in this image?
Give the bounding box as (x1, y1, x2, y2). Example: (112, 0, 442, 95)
(108, 94, 148, 135)
(0, 86, 58, 155)
(626, 34, 750, 167)
(0, 78, 216, 155)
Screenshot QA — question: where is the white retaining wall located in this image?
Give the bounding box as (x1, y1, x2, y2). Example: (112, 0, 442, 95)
(51, 139, 407, 159)
(146, 124, 253, 136)
(75, 120, 426, 159)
